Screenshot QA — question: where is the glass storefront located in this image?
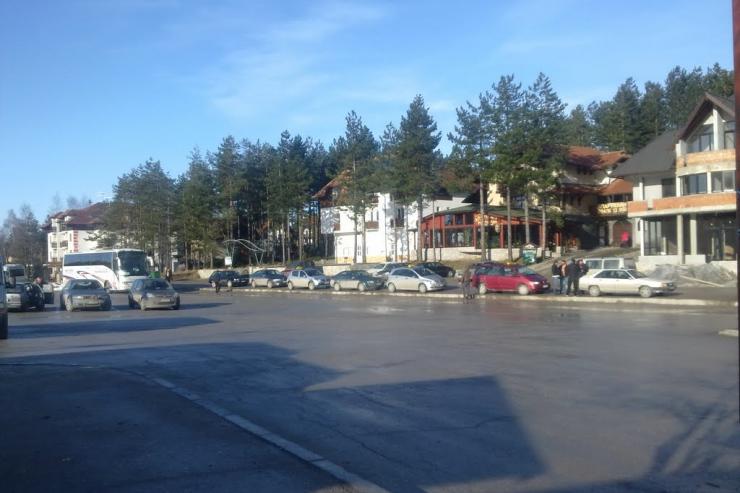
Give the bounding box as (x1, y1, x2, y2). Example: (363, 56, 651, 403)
(644, 217, 677, 255)
(699, 213, 736, 260)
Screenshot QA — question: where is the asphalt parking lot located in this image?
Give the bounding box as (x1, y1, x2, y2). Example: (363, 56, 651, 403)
(1, 289, 739, 493)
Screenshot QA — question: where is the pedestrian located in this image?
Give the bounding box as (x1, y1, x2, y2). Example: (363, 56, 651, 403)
(461, 264, 474, 303)
(551, 260, 562, 294)
(566, 258, 580, 296)
(559, 259, 568, 295)
(214, 278, 221, 294)
(620, 230, 631, 247)
(577, 259, 589, 295)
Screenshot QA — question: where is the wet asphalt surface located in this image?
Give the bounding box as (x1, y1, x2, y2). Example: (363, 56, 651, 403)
(1, 287, 738, 493)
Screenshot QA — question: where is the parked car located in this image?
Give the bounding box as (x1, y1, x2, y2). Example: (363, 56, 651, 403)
(386, 266, 446, 293)
(474, 263, 550, 295)
(581, 268, 676, 298)
(331, 270, 383, 292)
(413, 262, 456, 278)
(367, 262, 408, 279)
(287, 268, 330, 290)
(208, 270, 250, 288)
(59, 279, 112, 311)
(282, 260, 322, 279)
(128, 278, 180, 310)
(250, 269, 287, 288)
(6, 282, 45, 312)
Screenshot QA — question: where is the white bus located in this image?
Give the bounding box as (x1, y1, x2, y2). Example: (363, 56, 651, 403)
(63, 249, 149, 291)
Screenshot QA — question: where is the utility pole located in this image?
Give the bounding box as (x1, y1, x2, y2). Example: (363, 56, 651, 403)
(732, 0, 740, 422)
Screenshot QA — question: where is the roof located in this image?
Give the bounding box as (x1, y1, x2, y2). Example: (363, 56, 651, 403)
(614, 129, 677, 177)
(677, 92, 735, 141)
(566, 146, 629, 171)
(312, 171, 349, 200)
(43, 202, 108, 230)
(599, 178, 633, 196)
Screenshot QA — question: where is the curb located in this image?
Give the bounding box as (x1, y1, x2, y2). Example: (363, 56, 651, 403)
(198, 287, 738, 308)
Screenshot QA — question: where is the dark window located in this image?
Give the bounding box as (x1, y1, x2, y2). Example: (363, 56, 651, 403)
(661, 178, 675, 198)
(724, 121, 735, 149)
(688, 124, 714, 153)
(681, 173, 707, 195)
(711, 170, 735, 193)
(644, 217, 678, 255)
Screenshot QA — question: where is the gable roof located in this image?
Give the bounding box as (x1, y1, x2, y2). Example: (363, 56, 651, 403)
(614, 129, 678, 177)
(43, 202, 108, 230)
(566, 146, 629, 171)
(677, 92, 735, 141)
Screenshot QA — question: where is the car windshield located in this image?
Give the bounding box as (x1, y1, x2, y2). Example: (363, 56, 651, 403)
(144, 279, 171, 290)
(627, 270, 647, 278)
(518, 267, 536, 275)
(305, 269, 322, 276)
(264, 270, 279, 276)
(118, 251, 148, 276)
(71, 280, 102, 290)
(413, 267, 435, 277)
(355, 272, 372, 280)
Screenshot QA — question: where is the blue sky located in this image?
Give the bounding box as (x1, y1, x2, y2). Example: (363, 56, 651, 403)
(0, 0, 733, 222)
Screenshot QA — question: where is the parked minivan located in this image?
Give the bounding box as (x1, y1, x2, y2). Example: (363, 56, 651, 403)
(0, 258, 9, 339)
(584, 257, 637, 271)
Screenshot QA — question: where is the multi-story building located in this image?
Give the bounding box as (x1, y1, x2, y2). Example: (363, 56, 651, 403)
(619, 93, 735, 270)
(43, 202, 107, 265)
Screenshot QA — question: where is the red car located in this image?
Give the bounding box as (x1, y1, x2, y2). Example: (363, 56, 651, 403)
(473, 263, 550, 295)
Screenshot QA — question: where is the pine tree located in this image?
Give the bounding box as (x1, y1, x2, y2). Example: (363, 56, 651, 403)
(395, 95, 442, 261)
(639, 81, 667, 144)
(564, 105, 592, 146)
(665, 66, 705, 128)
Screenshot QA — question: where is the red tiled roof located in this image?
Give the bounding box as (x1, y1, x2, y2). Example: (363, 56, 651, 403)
(43, 202, 108, 230)
(599, 178, 633, 196)
(566, 146, 629, 170)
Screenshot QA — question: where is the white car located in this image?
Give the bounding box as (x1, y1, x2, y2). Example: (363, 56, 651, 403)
(366, 262, 407, 279)
(581, 269, 677, 298)
(386, 267, 446, 293)
(287, 268, 330, 290)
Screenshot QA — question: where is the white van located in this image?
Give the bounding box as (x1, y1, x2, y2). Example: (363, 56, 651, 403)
(584, 257, 637, 271)
(0, 259, 8, 339)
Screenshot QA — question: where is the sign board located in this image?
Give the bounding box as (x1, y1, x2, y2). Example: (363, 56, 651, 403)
(224, 256, 232, 267)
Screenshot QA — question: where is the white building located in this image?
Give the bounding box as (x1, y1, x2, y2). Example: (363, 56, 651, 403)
(43, 202, 107, 265)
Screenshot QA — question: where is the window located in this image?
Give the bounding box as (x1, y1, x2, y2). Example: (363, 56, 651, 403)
(644, 217, 677, 255)
(711, 170, 735, 193)
(688, 124, 714, 153)
(724, 121, 735, 150)
(681, 173, 707, 195)
(444, 214, 452, 226)
(454, 214, 463, 225)
(661, 178, 675, 198)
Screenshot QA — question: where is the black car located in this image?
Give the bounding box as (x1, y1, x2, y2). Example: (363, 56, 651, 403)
(208, 270, 250, 288)
(6, 282, 45, 312)
(414, 262, 456, 278)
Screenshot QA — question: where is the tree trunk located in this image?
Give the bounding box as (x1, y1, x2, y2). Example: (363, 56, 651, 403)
(286, 213, 291, 263)
(416, 196, 423, 262)
(541, 196, 547, 261)
(524, 194, 530, 244)
(281, 220, 286, 263)
(353, 210, 358, 264)
(298, 211, 303, 261)
(404, 211, 410, 262)
(479, 178, 487, 261)
(361, 215, 367, 264)
(431, 199, 436, 262)
(506, 187, 513, 261)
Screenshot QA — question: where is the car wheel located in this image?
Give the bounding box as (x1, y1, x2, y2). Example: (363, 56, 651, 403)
(333, 282, 341, 292)
(267, 280, 274, 289)
(387, 282, 397, 293)
(418, 283, 427, 294)
(227, 280, 233, 289)
(308, 281, 315, 291)
(639, 286, 653, 298)
(65, 297, 74, 312)
(517, 284, 530, 296)
(287, 281, 294, 291)
(478, 283, 487, 295)
(251, 280, 257, 289)
(358, 283, 366, 292)
(588, 285, 601, 297)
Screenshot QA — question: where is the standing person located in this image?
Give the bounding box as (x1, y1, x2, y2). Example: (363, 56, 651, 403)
(461, 264, 474, 303)
(551, 260, 562, 294)
(577, 259, 589, 295)
(559, 260, 569, 295)
(566, 258, 580, 296)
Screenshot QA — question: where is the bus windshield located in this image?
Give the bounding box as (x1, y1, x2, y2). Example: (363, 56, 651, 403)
(118, 251, 148, 276)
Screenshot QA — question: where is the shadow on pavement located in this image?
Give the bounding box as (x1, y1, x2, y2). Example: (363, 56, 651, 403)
(8, 316, 219, 339)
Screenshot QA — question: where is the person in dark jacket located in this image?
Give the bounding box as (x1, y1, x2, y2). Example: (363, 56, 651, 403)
(565, 258, 580, 296)
(551, 260, 562, 294)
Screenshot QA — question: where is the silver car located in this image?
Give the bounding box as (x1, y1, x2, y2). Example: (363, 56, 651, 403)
(60, 279, 112, 311)
(386, 267, 446, 293)
(367, 262, 407, 279)
(287, 268, 330, 290)
(582, 269, 677, 298)
(330, 270, 383, 292)
(128, 278, 180, 310)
